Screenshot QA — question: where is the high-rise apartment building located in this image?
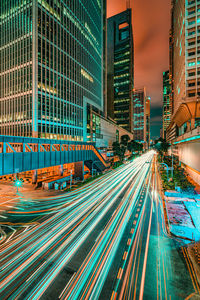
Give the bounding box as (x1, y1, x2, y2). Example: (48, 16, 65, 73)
(172, 0, 200, 114)
(169, 8, 174, 115)
(163, 71, 172, 138)
(146, 96, 151, 147)
(107, 9, 134, 132)
(133, 87, 150, 149)
(172, 0, 185, 114)
(167, 0, 200, 186)
(0, 1, 105, 141)
(167, 0, 200, 142)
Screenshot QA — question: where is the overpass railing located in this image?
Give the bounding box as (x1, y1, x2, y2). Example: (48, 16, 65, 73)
(0, 135, 109, 176)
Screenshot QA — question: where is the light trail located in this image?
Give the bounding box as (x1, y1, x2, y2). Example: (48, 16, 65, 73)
(0, 151, 194, 299)
(0, 152, 154, 299)
(58, 153, 154, 300)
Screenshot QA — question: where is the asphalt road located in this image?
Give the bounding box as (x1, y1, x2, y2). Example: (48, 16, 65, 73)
(0, 151, 198, 299)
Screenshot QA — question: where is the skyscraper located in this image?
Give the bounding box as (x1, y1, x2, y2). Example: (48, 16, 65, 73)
(163, 71, 172, 139)
(0, 1, 105, 141)
(166, 0, 200, 142)
(172, 0, 200, 115)
(107, 9, 134, 132)
(146, 96, 151, 148)
(172, 0, 185, 115)
(133, 87, 150, 149)
(169, 7, 174, 115)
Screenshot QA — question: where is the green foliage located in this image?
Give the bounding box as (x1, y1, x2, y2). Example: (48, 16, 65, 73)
(112, 138, 143, 163)
(154, 138, 170, 155)
(127, 140, 143, 153)
(112, 141, 125, 162)
(120, 135, 130, 146)
(159, 155, 194, 192)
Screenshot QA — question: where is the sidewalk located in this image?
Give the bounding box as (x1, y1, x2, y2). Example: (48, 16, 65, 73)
(164, 190, 200, 242)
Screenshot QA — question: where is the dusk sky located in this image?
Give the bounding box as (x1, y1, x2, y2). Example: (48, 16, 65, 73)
(107, 0, 171, 139)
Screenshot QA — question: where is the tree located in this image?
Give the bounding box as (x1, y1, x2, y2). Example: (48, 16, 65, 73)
(120, 135, 130, 147)
(112, 141, 126, 162)
(154, 138, 170, 155)
(127, 140, 143, 153)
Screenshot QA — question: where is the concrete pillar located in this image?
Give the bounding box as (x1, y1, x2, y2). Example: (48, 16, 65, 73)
(59, 164, 63, 176)
(186, 121, 191, 132)
(32, 170, 38, 184)
(191, 118, 195, 130)
(74, 161, 84, 181)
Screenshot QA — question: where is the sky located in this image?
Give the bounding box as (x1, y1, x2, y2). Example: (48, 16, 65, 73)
(107, 0, 171, 139)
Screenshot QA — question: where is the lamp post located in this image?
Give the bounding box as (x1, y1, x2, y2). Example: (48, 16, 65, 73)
(160, 163, 169, 181)
(171, 144, 174, 178)
(14, 179, 23, 194)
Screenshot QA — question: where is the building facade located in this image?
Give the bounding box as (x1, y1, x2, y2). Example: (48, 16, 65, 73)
(0, 0, 105, 141)
(172, 0, 200, 115)
(87, 111, 133, 149)
(107, 9, 134, 132)
(163, 71, 172, 139)
(146, 96, 151, 147)
(167, 0, 200, 141)
(167, 0, 200, 186)
(169, 7, 174, 116)
(133, 87, 150, 149)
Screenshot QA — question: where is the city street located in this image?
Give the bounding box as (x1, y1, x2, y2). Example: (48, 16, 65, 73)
(0, 152, 197, 299)
(1, 0, 200, 299)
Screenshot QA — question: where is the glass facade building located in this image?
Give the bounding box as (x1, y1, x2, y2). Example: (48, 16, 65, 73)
(107, 9, 134, 132)
(0, 0, 104, 141)
(163, 70, 172, 139)
(133, 87, 150, 149)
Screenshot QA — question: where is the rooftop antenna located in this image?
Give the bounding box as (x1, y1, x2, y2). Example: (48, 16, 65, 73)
(126, 0, 130, 9)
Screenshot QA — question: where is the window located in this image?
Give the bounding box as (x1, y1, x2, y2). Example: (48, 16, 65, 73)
(119, 29, 129, 41)
(188, 41, 195, 46)
(188, 51, 195, 56)
(188, 62, 195, 66)
(188, 82, 195, 87)
(188, 92, 195, 97)
(188, 0, 195, 5)
(188, 10, 195, 15)
(188, 21, 195, 26)
(188, 31, 195, 36)
(188, 72, 195, 76)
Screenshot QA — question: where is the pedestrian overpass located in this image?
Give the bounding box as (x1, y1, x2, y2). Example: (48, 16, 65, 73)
(0, 135, 109, 176)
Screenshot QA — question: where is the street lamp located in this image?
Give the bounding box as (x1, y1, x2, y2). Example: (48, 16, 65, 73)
(14, 179, 23, 193)
(170, 143, 174, 178)
(160, 163, 169, 181)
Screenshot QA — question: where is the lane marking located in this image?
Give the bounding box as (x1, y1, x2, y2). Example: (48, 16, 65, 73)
(117, 268, 123, 280)
(111, 291, 117, 300)
(127, 239, 131, 246)
(123, 251, 128, 260)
